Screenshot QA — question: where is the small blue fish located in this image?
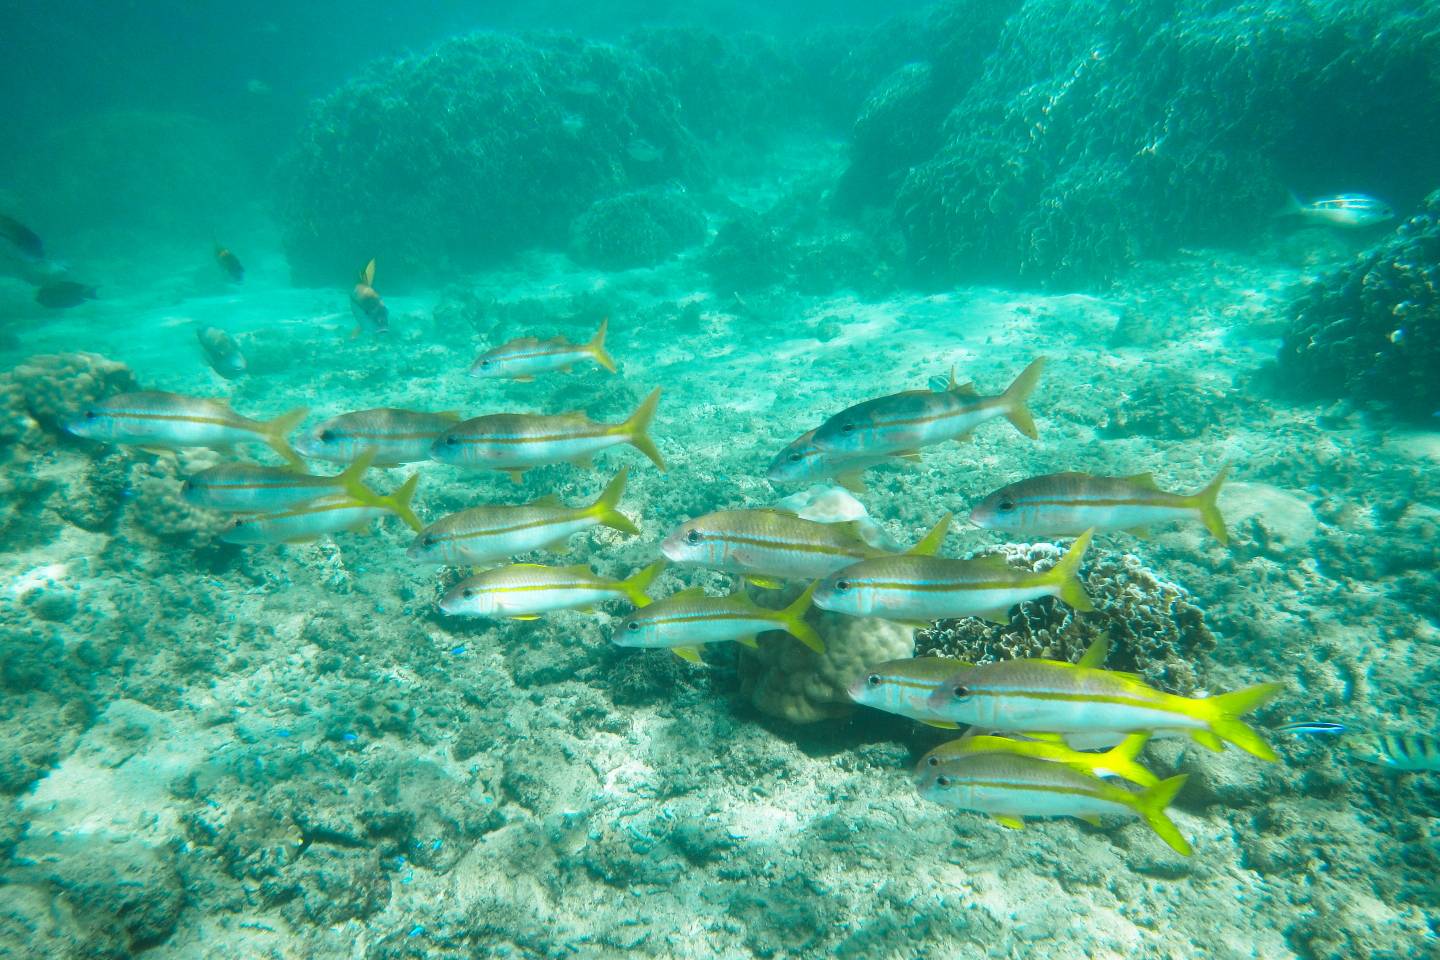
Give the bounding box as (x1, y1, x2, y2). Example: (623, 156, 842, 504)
(1276, 720, 1347, 737)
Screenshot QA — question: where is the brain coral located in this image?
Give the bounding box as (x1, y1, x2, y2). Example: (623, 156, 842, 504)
(917, 542, 1216, 695)
(741, 610, 914, 724)
(280, 32, 704, 286)
(1277, 190, 1440, 419)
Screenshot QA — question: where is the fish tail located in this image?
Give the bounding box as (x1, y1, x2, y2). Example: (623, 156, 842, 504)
(906, 513, 952, 556)
(361, 258, 376, 286)
(379, 473, 424, 531)
(1134, 774, 1192, 856)
(999, 357, 1045, 440)
(1101, 733, 1159, 787)
(262, 407, 309, 468)
(591, 467, 640, 536)
(622, 388, 665, 471)
(1205, 682, 1284, 761)
(1187, 463, 1231, 545)
(589, 317, 618, 373)
(335, 448, 379, 493)
(620, 560, 666, 607)
(1045, 528, 1095, 612)
(779, 582, 824, 654)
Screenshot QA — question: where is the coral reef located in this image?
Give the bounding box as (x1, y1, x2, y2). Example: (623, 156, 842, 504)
(0, 352, 137, 462)
(1277, 190, 1440, 419)
(917, 543, 1217, 694)
(280, 33, 704, 285)
(741, 608, 914, 724)
(569, 187, 707, 271)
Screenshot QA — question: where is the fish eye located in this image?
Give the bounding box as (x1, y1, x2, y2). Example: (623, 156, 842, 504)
(445, 436, 459, 446)
(935, 775, 951, 787)
(319, 429, 335, 442)
(83, 410, 97, 420)
(866, 674, 880, 686)
(422, 535, 436, 547)
(840, 423, 855, 434)
(835, 579, 851, 592)
(461, 588, 474, 599)
(788, 453, 801, 462)
(951, 685, 972, 701)
(479, 359, 490, 367)
(626, 621, 640, 632)
(926, 756, 940, 767)
(998, 499, 1016, 512)
(685, 529, 699, 544)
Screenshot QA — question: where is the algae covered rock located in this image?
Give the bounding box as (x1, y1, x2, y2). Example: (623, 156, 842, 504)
(918, 543, 1216, 693)
(0, 352, 137, 457)
(569, 187, 706, 270)
(281, 32, 703, 285)
(1277, 190, 1440, 419)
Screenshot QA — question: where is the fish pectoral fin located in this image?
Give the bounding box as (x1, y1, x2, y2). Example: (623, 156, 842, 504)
(1076, 814, 1103, 827)
(993, 815, 1026, 830)
(671, 646, 704, 665)
(569, 455, 594, 470)
(898, 619, 934, 631)
(920, 720, 960, 730)
(977, 609, 1011, 625)
(834, 470, 868, 493)
(954, 433, 975, 444)
(515, 375, 535, 383)
(746, 576, 785, 589)
(897, 449, 923, 462)
(735, 635, 759, 649)
(506, 470, 527, 484)
(1125, 526, 1151, 539)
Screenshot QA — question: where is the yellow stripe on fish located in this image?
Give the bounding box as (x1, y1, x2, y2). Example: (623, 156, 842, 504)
(439, 560, 664, 619)
(469, 317, 617, 381)
(614, 582, 823, 664)
(295, 408, 462, 466)
(64, 390, 306, 467)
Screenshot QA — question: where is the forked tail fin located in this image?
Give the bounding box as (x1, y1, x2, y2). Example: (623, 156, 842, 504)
(589, 318, 617, 373)
(622, 388, 665, 471)
(999, 357, 1045, 440)
(262, 408, 309, 469)
(590, 467, 640, 536)
(1188, 463, 1231, 545)
(1134, 774, 1192, 856)
(620, 560, 666, 607)
(1045, 528, 1095, 612)
(1205, 681, 1284, 761)
(777, 582, 824, 654)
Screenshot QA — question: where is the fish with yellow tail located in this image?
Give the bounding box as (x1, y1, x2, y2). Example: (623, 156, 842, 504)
(924, 653, 1283, 760)
(919, 732, 1159, 788)
(846, 656, 974, 727)
(810, 357, 1045, 460)
(970, 464, 1231, 544)
(349, 258, 388, 335)
(183, 450, 381, 513)
(407, 468, 639, 566)
(440, 560, 665, 620)
(221, 472, 420, 544)
(470, 318, 617, 381)
(64, 391, 306, 468)
(815, 529, 1094, 623)
(430, 388, 663, 483)
(661, 510, 951, 588)
(296, 408, 462, 466)
(613, 582, 823, 665)
(915, 752, 1192, 855)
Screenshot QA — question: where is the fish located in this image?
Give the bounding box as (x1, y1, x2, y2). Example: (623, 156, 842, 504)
(429, 388, 664, 483)
(1284, 193, 1394, 228)
(918, 732, 1160, 788)
(914, 753, 1192, 855)
(809, 358, 1045, 460)
(969, 465, 1230, 544)
(766, 428, 908, 493)
(64, 391, 307, 468)
(196, 326, 247, 380)
(923, 651, 1283, 760)
(181, 451, 379, 513)
(470, 317, 617, 381)
(406, 467, 638, 566)
(814, 529, 1094, 624)
(35, 280, 97, 309)
(350, 258, 388, 335)
(214, 243, 244, 282)
(1276, 720, 1347, 737)
(439, 560, 666, 620)
(220, 473, 421, 544)
(0, 214, 44, 260)
(846, 656, 975, 727)
(613, 582, 823, 665)
(295, 408, 462, 466)
(660, 509, 951, 588)
(773, 484, 903, 551)
(1343, 732, 1440, 772)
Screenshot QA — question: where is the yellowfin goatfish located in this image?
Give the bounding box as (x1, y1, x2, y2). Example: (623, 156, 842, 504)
(221, 473, 421, 544)
(1284, 193, 1394, 228)
(295, 408, 462, 466)
(815, 529, 1094, 623)
(439, 560, 665, 619)
(614, 583, 823, 664)
(766, 428, 907, 493)
(924, 656, 1283, 760)
(407, 468, 638, 566)
(470, 318, 617, 381)
(915, 753, 1192, 855)
(430, 388, 664, 482)
(182, 451, 379, 513)
(810, 358, 1045, 459)
(919, 732, 1159, 788)
(65, 391, 306, 468)
(970, 466, 1230, 544)
(661, 510, 950, 588)
(846, 656, 974, 726)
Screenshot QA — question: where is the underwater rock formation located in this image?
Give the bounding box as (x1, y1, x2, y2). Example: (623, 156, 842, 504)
(1278, 190, 1440, 419)
(741, 610, 913, 724)
(569, 187, 707, 271)
(861, 0, 1440, 286)
(918, 543, 1216, 694)
(281, 33, 704, 286)
(0, 352, 137, 461)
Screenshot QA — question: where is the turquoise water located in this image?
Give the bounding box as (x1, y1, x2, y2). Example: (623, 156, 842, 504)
(2, 2, 1438, 957)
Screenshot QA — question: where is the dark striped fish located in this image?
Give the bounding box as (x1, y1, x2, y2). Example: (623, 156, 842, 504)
(1345, 732, 1440, 772)
(64, 391, 305, 467)
(296, 408, 461, 466)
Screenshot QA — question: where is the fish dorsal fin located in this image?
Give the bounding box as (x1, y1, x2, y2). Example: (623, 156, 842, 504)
(436, 410, 464, 422)
(668, 586, 709, 601)
(1124, 471, 1160, 490)
(1077, 637, 1109, 669)
(968, 553, 1013, 570)
(532, 493, 564, 507)
(950, 381, 979, 397)
(560, 563, 594, 575)
(361, 258, 376, 286)
(764, 506, 801, 518)
(509, 562, 551, 571)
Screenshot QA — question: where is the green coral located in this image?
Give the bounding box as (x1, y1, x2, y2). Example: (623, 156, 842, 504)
(569, 188, 707, 270)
